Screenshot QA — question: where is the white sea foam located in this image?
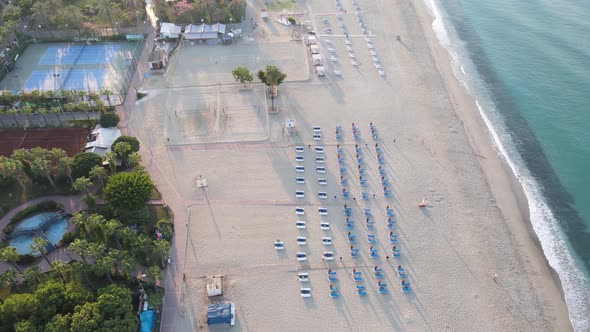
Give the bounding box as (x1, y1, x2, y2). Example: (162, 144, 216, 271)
(423, 0, 590, 330)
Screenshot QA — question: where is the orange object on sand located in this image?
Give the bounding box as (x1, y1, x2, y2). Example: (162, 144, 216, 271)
(418, 198, 427, 208)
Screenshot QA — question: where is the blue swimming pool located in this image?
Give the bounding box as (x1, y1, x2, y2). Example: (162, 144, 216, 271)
(7, 212, 69, 255)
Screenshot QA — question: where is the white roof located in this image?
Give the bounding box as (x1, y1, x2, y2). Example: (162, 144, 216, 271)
(160, 22, 182, 38)
(84, 125, 121, 156)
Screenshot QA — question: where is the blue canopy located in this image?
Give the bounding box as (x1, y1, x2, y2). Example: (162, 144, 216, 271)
(207, 302, 232, 325)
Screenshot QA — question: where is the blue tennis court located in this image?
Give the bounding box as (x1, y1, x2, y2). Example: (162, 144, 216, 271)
(39, 45, 120, 65)
(24, 69, 109, 91)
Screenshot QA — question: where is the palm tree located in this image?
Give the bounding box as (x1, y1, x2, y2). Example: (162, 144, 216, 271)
(73, 176, 93, 201)
(152, 240, 171, 267)
(133, 234, 152, 263)
(101, 219, 123, 248)
(87, 242, 106, 261)
(89, 165, 108, 190)
(128, 152, 142, 170)
(103, 151, 117, 175)
(58, 156, 74, 184)
(62, 5, 84, 35)
(0, 269, 22, 293)
(49, 260, 70, 284)
(0, 246, 22, 273)
(23, 266, 42, 286)
(68, 238, 90, 263)
(96, 0, 116, 34)
(71, 261, 95, 290)
(147, 266, 162, 286)
(257, 65, 287, 111)
(93, 255, 114, 283)
(32, 157, 56, 190)
(119, 227, 136, 250)
(29, 237, 51, 266)
(228, 0, 245, 19)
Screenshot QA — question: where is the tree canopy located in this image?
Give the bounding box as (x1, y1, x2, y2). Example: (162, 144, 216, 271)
(103, 171, 153, 211)
(112, 136, 140, 154)
(72, 153, 103, 179)
(232, 66, 254, 85)
(99, 113, 120, 128)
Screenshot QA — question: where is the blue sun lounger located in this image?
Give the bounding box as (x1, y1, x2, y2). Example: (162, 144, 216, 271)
(358, 290, 367, 296)
(370, 252, 379, 259)
(360, 179, 367, 187)
(354, 275, 363, 282)
(338, 157, 345, 165)
(367, 234, 375, 243)
(378, 286, 388, 293)
(347, 235, 356, 244)
(330, 291, 340, 298)
(339, 166, 346, 174)
(375, 146, 382, 154)
(378, 157, 385, 164)
(358, 168, 365, 176)
(340, 178, 348, 186)
(398, 272, 407, 278)
(360, 192, 368, 200)
(344, 208, 352, 216)
(354, 133, 361, 141)
(381, 179, 389, 186)
(364, 209, 372, 217)
(375, 271, 384, 278)
(329, 275, 337, 282)
(342, 191, 350, 199)
(350, 250, 359, 258)
(387, 209, 395, 217)
(337, 148, 344, 154)
(296, 146, 305, 153)
(357, 158, 364, 165)
(384, 190, 392, 198)
(296, 177, 305, 184)
(336, 133, 343, 140)
(379, 169, 386, 177)
(402, 286, 411, 293)
(355, 147, 362, 154)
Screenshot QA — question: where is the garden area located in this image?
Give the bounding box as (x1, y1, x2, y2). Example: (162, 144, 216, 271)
(0, 135, 173, 331)
(151, 0, 246, 24)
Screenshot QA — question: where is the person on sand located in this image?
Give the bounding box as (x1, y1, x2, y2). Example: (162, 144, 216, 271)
(493, 274, 498, 284)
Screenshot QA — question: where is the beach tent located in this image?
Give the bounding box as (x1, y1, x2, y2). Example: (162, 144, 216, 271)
(207, 302, 235, 326)
(139, 310, 155, 332)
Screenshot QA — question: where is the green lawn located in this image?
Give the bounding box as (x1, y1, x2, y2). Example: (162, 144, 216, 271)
(266, 1, 297, 11)
(149, 186, 162, 200)
(0, 180, 73, 218)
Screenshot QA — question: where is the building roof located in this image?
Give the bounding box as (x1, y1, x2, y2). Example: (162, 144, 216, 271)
(160, 22, 182, 38)
(84, 125, 121, 157)
(183, 23, 226, 39)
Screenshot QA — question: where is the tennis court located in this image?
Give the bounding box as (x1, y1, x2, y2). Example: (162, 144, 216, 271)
(39, 45, 121, 65)
(23, 69, 109, 91)
(0, 40, 143, 104)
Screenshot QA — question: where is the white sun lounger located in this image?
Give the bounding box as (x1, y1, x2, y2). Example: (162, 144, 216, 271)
(325, 39, 333, 44)
(296, 190, 305, 198)
(351, 60, 358, 66)
(318, 178, 328, 185)
(370, 50, 377, 56)
(296, 221, 306, 229)
(296, 155, 304, 162)
(348, 52, 356, 58)
(296, 166, 305, 173)
(346, 39, 352, 45)
(300, 287, 311, 297)
(318, 192, 328, 199)
(296, 177, 305, 184)
(379, 70, 385, 77)
(322, 252, 334, 261)
(297, 237, 307, 245)
(274, 241, 285, 250)
(296, 146, 305, 153)
(316, 157, 325, 163)
(297, 252, 307, 261)
(334, 70, 342, 76)
(313, 126, 321, 132)
(331, 56, 338, 62)
(319, 207, 328, 215)
(296, 207, 305, 215)
(328, 48, 336, 53)
(313, 134, 322, 140)
(315, 146, 324, 153)
(322, 237, 332, 245)
(298, 273, 309, 282)
(320, 222, 330, 230)
(347, 46, 354, 52)
(316, 166, 326, 173)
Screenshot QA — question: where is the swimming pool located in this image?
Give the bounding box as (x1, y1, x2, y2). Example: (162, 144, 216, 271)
(7, 212, 69, 255)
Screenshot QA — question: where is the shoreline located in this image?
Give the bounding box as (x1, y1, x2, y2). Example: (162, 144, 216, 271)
(411, 0, 572, 329)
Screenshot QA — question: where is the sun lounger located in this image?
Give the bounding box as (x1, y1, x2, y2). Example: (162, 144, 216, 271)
(339, 166, 346, 173)
(364, 208, 372, 216)
(313, 126, 321, 133)
(367, 234, 375, 243)
(316, 157, 325, 164)
(401, 281, 410, 287)
(296, 155, 304, 162)
(318, 192, 328, 199)
(336, 133, 343, 140)
(360, 179, 367, 187)
(274, 241, 285, 250)
(296, 207, 305, 215)
(370, 252, 379, 258)
(320, 222, 330, 230)
(328, 48, 336, 53)
(338, 157, 345, 165)
(316, 166, 326, 173)
(296, 177, 305, 184)
(389, 237, 398, 244)
(296, 146, 305, 153)
(375, 272, 384, 278)
(328, 270, 336, 276)
(319, 208, 328, 215)
(322, 252, 334, 261)
(378, 286, 388, 293)
(357, 158, 364, 165)
(357, 290, 367, 296)
(384, 191, 392, 198)
(334, 70, 342, 77)
(351, 251, 359, 257)
(379, 169, 386, 176)
(329, 291, 339, 298)
(342, 191, 350, 199)
(296, 221, 306, 229)
(402, 286, 411, 293)
(300, 288, 311, 297)
(318, 178, 327, 185)
(359, 192, 368, 200)
(296, 191, 305, 198)
(337, 147, 344, 154)
(378, 157, 385, 164)
(348, 52, 355, 58)
(387, 210, 395, 218)
(358, 168, 365, 175)
(340, 178, 348, 185)
(313, 134, 322, 141)
(325, 39, 333, 44)
(298, 273, 309, 282)
(376, 146, 382, 153)
(315, 147, 324, 154)
(378, 70, 385, 77)
(296, 252, 307, 261)
(297, 237, 307, 245)
(381, 179, 389, 186)
(296, 166, 305, 173)
(347, 236, 355, 244)
(345, 209, 352, 217)
(322, 237, 332, 246)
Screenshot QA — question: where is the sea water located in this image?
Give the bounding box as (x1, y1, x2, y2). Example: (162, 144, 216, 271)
(423, 0, 590, 330)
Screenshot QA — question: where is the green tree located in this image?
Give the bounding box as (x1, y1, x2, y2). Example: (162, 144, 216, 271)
(68, 239, 90, 263)
(72, 153, 103, 179)
(57, 156, 75, 184)
(147, 265, 162, 285)
(232, 66, 253, 87)
(101, 219, 123, 248)
(73, 176, 93, 200)
(0, 269, 21, 293)
(0, 246, 22, 273)
(112, 136, 139, 153)
(93, 255, 114, 283)
(45, 313, 72, 332)
(89, 165, 108, 190)
(112, 141, 132, 168)
(0, 157, 27, 190)
(0, 293, 38, 326)
(257, 65, 287, 110)
(70, 302, 101, 332)
(101, 89, 113, 107)
(103, 151, 117, 175)
(49, 260, 71, 284)
(103, 171, 153, 211)
(70, 261, 94, 291)
(127, 152, 142, 170)
(151, 239, 171, 267)
(23, 266, 42, 286)
(99, 112, 119, 128)
(29, 237, 51, 265)
(14, 319, 38, 332)
(156, 219, 174, 241)
(34, 279, 66, 322)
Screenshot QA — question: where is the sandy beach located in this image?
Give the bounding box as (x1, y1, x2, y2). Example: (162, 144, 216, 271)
(127, 0, 573, 330)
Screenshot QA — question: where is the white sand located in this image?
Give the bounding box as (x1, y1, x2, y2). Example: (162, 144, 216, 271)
(127, 0, 572, 330)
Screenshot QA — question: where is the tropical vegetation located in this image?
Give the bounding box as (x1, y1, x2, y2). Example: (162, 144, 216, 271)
(152, 0, 246, 24)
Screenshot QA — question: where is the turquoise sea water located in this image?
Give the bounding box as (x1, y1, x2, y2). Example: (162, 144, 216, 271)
(423, 0, 590, 330)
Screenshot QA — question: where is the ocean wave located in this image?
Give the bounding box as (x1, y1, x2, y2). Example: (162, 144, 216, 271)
(422, 0, 590, 330)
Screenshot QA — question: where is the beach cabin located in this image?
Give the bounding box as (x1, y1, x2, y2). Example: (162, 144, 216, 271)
(183, 23, 227, 45)
(159, 22, 182, 39)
